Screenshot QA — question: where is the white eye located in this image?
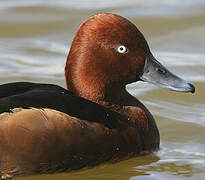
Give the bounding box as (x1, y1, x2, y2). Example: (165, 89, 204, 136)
(117, 45, 128, 54)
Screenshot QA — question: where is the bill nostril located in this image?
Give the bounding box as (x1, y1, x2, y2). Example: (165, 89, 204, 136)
(157, 68, 165, 74)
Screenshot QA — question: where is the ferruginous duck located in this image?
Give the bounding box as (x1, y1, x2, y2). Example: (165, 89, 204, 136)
(0, 13, 195, 178)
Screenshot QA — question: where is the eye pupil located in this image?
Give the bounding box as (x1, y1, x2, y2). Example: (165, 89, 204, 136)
(117, 45, 127, 54)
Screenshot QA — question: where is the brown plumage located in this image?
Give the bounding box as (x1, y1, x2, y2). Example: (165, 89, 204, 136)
(0, 108, 148, 176)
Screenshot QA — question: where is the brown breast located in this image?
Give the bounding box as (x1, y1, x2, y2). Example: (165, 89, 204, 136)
(0, 108, 143, 176)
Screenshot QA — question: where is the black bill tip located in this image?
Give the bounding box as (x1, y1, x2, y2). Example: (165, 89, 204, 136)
(188, 83, 195, 94)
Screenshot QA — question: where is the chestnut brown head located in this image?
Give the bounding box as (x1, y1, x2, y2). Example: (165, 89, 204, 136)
(65, 13, 195, 102)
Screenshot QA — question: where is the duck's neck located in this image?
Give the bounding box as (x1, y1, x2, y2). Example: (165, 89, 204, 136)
(67, 74, 129, 106)
(65, 59, 128, 105)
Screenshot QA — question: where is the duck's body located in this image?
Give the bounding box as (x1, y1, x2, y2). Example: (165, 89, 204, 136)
(0, 13, 194, 178)
(0, 82, 159, 176)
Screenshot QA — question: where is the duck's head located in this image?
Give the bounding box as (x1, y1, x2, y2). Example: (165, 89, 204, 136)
(65, 13, 195, 102)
